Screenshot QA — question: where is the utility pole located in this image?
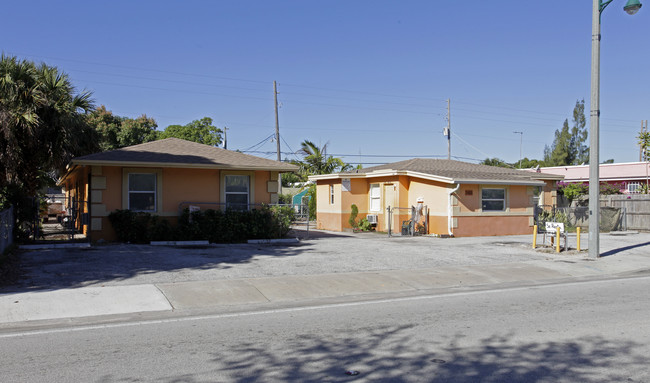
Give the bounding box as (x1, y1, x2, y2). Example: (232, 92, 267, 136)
(513, 131, 523, 168)
(445, 99, 451, 160)
(223, 126, 228, 150)
(274, 81, 281, 162)
(640, 120, 648, 162)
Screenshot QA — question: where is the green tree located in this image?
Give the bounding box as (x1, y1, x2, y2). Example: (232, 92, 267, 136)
(544, 100, 589, 166)
(297, 140, 352, 175)
(481, 157, 546, 169)
(639, 130, 650, 162)
(0, 55, 95, 196)
(88, 105, 124, 151)
(544, 120, 572, 166)
(481, 158, 510, 168)
(160, 117, 222, 146)
(88, 106, 159, 150)
(119, 114, 159, 147)
(517, 157, 546, 169)
(570, 100, 589, 164)
(281, 171, 304, 187)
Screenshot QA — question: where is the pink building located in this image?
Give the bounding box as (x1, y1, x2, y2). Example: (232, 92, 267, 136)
(536, 162, 650, 194)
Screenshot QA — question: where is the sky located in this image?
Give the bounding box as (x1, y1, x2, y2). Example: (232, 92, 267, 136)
(4, 0, 649, 166)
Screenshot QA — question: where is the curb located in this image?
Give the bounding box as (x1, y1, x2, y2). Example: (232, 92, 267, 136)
(150, 240, 210, 246)
(247, 238, 300, 244)
(19, 243, 91, 250)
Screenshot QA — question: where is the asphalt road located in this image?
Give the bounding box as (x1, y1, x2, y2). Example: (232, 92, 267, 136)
(2, 275, 649, 382)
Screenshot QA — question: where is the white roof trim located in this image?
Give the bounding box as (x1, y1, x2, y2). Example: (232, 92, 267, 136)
(309, 170, 544, 186)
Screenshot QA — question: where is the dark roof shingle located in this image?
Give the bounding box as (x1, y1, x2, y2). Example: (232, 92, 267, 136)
(344, 158, 547, 184)
(71, 138, 297, 171)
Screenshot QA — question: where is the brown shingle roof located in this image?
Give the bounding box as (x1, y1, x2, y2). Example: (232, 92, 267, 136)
(71, 138, 298, 171)
(332, 158, 547, 185)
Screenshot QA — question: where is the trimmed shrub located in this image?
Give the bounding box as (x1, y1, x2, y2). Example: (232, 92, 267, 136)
(348, 204, 359, 228)
(176, 205, 295, 243)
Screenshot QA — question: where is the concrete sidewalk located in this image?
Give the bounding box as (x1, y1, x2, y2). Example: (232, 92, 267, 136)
(2, 239, 649, 325)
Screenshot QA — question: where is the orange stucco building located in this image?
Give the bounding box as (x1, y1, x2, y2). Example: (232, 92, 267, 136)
(59, 138, 297, 242)
(309, 159, 562, 237)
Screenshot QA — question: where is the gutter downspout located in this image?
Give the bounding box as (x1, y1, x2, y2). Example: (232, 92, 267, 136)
(448, 184, 461, 236)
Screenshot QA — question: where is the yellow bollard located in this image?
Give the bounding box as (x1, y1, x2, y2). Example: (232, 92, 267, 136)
(532, 225, 537, 249)
(577, 227, 581, 251)
(556, 226, 561, 253)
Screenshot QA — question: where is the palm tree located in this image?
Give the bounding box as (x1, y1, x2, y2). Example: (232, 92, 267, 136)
(0, 55, 96, 196)
(297, 140, 352, 176)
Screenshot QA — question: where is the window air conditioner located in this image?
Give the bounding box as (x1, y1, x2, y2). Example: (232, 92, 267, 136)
(366, 214, 378, 224)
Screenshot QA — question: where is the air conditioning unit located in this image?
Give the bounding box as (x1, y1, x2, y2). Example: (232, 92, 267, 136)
(366, 214, 378, 224)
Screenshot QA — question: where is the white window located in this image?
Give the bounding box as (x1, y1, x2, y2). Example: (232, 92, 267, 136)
(225, 175, 250, 209)
(369, 184, 381, 211)
(482, 188, 506, 211)
(128, 173, 156, 212)
(627, 182, 641, 194)
(329, 185, 335, 204)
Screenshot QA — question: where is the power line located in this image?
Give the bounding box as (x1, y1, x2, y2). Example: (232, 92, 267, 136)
(240, 134, 275, 152)
(71, 69, 269, 93)
(14, 51, 642, 129)
(74, 79, 270, 102)
(7, 52, 270, 84)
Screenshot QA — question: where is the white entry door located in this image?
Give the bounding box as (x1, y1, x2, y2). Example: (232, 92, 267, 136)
(383, 184, 396, 232)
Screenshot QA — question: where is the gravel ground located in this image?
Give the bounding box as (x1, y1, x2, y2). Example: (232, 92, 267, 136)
(3, 229, 649, 292)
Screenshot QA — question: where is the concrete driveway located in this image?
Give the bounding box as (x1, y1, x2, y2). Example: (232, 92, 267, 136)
(4, 229, 649, 292)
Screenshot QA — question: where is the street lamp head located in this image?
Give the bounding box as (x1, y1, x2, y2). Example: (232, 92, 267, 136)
(624, 0, 642, 15)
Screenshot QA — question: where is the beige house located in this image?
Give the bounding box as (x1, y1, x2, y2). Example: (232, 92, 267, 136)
(309, 159, 562, 237)
(59, 138, 297, 241)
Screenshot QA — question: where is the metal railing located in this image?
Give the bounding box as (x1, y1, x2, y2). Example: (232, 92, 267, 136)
(386, 205, 428, 237)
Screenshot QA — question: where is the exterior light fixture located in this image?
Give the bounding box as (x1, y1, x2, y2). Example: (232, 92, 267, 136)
(624, 0, 643, 14)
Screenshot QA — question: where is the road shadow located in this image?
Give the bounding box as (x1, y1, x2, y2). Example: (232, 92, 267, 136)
(600, 241, 650, 257)
(0, 241, 312, 292)
(288, 228, 354, 240)
(143, 326, 648, 382)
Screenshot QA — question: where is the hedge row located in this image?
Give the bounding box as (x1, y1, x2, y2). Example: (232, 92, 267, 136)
(108, 206, 295, 244)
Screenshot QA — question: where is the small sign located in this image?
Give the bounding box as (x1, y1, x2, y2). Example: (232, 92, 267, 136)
(545, 221, 564, 233)
(342, 178, 351, 192)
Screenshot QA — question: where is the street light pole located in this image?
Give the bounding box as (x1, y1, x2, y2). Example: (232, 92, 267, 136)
(589, 0, 642, 259)
(589, 0, 601, 259)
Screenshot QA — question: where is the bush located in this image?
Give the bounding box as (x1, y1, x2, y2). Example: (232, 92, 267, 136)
(306, 184, 316, 221)
(558, 182, 588, 203)
(348, 204, 359, 228)
(176, 205, 295, 243)
(108, 209, 156, 243)
(148, 216, 175, 241)
(278, 193, 293, 204)
(109, 206, 296, 244)
(270, 205, 295, 238)
(600, 182, 623, 195)
(358, 218, 372, 231)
